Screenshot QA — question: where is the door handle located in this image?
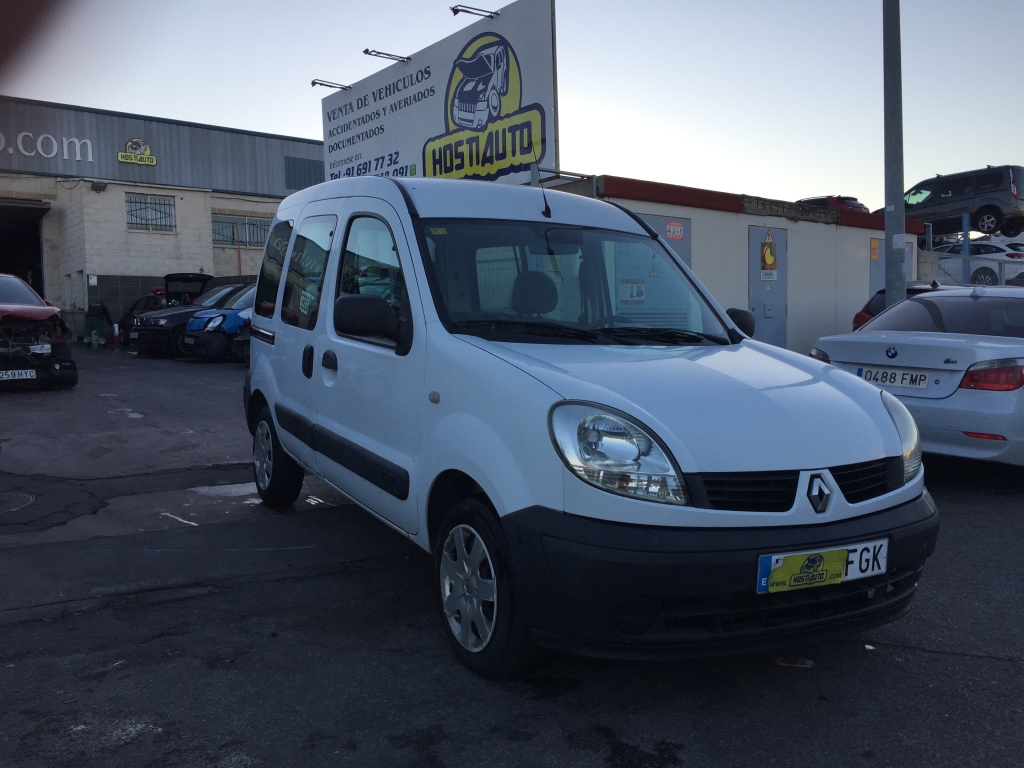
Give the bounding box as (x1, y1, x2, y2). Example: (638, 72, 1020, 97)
(301, 345, 314, 378)
(322, 350, 338, 371)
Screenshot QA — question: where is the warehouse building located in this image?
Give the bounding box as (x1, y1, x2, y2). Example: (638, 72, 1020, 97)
(0, 95, 323, 315)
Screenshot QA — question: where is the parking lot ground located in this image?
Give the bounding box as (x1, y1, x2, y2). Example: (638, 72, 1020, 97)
(1, 349, 1022, 766)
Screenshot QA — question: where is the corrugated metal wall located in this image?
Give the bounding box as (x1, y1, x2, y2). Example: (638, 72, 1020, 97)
(0, 96, 322, 197)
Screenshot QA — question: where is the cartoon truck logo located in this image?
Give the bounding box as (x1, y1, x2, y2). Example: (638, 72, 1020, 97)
(450, 42, 509, 129)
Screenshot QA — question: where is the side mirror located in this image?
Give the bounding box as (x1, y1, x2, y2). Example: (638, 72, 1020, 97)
(726, 308, 755, 338)
(334, 294, 399, 340)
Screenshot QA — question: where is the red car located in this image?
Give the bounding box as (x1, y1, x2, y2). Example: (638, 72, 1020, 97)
(797, 196, 870, 213)
(851, 281, 957, 330)
(0, 274, 78, 387)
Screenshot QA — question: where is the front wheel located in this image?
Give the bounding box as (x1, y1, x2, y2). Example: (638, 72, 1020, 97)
(434, 497, 532, 679)
(252, 405, 304, 507)
(1000, 219, 1024, 238)
(971, 267, 998, 285)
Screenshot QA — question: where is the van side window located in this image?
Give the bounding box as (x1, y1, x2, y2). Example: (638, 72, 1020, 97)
(254, 220, 293, 319)
(975, 171, 1003, 192)
(938, 178, 972, 200)
(281, 215, 337, 330)
(338, 217, 408, 340)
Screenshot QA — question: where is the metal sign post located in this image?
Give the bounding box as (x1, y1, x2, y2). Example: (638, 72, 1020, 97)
(883, 0, 907, 307)
(961, 212, 971, 284)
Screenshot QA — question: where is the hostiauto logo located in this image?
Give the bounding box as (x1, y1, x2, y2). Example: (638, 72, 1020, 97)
(0, 130, 94, 162)
(422, 32, 546, 181)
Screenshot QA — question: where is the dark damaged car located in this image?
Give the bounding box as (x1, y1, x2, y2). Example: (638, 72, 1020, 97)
(131, 281, 250, 357)
(0, 274, 78, 387)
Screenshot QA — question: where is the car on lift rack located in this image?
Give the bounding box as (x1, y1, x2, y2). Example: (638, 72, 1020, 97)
(179, 284, 255, 360)
(131, 280, 250, 357)
(0, 273, 78, 388)
(902, 165, 1024, 237)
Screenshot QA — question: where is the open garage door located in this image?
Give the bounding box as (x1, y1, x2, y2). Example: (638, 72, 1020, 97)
(0, 198, 50, 296)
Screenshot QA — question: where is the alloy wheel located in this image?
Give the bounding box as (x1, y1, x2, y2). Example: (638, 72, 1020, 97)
(440, 523, 497, 652)
(977, 213, 998, 233)
(254, 421, 273, 490)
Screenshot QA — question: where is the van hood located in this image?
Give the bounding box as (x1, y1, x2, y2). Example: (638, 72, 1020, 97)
(459, 337, 903, 473)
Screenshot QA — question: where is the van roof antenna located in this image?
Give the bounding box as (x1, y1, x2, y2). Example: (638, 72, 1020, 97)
(531, 143, 551, 218)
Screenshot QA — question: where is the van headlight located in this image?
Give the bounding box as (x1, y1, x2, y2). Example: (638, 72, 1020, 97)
(881, 391, 922, 482)
(549, 403, 688, 504)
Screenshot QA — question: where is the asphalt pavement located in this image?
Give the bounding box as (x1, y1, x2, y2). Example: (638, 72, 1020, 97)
(0, 346, 1021, 767)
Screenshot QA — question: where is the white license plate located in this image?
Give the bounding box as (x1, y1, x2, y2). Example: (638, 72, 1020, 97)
(129, 332, 139, 339)
(757, 538, 888, 594)
(183, 336, 194, 344)
(0, 369, 36, 380)
(856, 366, 928, 389)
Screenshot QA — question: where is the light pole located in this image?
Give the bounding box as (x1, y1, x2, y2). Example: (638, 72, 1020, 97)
(883, 0, 907, 307)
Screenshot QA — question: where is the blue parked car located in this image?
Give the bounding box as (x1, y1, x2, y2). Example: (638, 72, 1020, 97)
(179, 284, 255, 360)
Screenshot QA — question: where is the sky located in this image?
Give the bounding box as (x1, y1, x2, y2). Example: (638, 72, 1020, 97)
(1, 0, 1020, 211)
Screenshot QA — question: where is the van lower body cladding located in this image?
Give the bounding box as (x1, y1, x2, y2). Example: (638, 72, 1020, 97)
(501, 493, 939, 659)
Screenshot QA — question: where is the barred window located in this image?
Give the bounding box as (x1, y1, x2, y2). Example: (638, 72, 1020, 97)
(212, 215, 272, 247)
(126, 194, 176, 232)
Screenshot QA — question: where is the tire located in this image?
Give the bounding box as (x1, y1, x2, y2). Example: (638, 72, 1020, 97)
(487, 88, 500, 119)
(973, 207, 1001, 234)
(434, 497, 532, 680)
(1000, 219, 1024, 238)
(252, 405, 304, 507)
(169, 327, 185, 358)
(971, 267, 998, 286)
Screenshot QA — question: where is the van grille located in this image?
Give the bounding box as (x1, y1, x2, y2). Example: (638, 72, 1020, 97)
(829, 458, 898, 504)
(696, 471, 800, 512)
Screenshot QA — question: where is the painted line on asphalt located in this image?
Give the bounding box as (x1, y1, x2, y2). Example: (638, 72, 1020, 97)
(160, 512, 198, 527)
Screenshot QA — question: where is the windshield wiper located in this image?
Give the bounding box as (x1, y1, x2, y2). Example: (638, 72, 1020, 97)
(452, 319, 608, 343)
(598, 326, 728, 346)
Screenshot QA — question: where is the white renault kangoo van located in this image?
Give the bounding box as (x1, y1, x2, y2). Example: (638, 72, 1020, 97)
(244, 177, 939, 679)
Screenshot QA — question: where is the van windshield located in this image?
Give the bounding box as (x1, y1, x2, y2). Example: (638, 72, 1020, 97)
(416, 219, 729, 345)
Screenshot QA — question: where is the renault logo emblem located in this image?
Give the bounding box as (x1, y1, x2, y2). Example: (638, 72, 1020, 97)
(885, 347, 898, 359)
(807, 474, 831, 513)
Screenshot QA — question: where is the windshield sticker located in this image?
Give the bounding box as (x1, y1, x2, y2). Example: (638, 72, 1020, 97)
(299, 290, 317, 316)
(619, 279, 645, 305)
(650, 263, 659, 277)
(761, 231, 778, 281)
(423, 33, 546, 182)
(429, 227, 448, 235)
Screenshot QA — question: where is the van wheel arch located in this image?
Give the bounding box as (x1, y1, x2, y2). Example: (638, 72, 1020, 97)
(973, 206, 1002, 234)
(247, 389, 269, 436)
(427, 470, 490, 553)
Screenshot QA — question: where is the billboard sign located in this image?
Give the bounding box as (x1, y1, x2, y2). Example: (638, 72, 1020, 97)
(322, 0, 557, 186)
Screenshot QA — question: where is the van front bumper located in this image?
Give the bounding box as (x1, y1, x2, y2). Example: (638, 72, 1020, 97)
(502, 492, 939, 659)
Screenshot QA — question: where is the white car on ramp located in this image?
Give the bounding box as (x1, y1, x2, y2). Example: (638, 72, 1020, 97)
(813, 286, 1024, 466)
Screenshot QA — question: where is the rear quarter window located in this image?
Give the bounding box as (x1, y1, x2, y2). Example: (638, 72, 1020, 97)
(254, 220, 293, 319)
(975, 171, 1004, 192)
